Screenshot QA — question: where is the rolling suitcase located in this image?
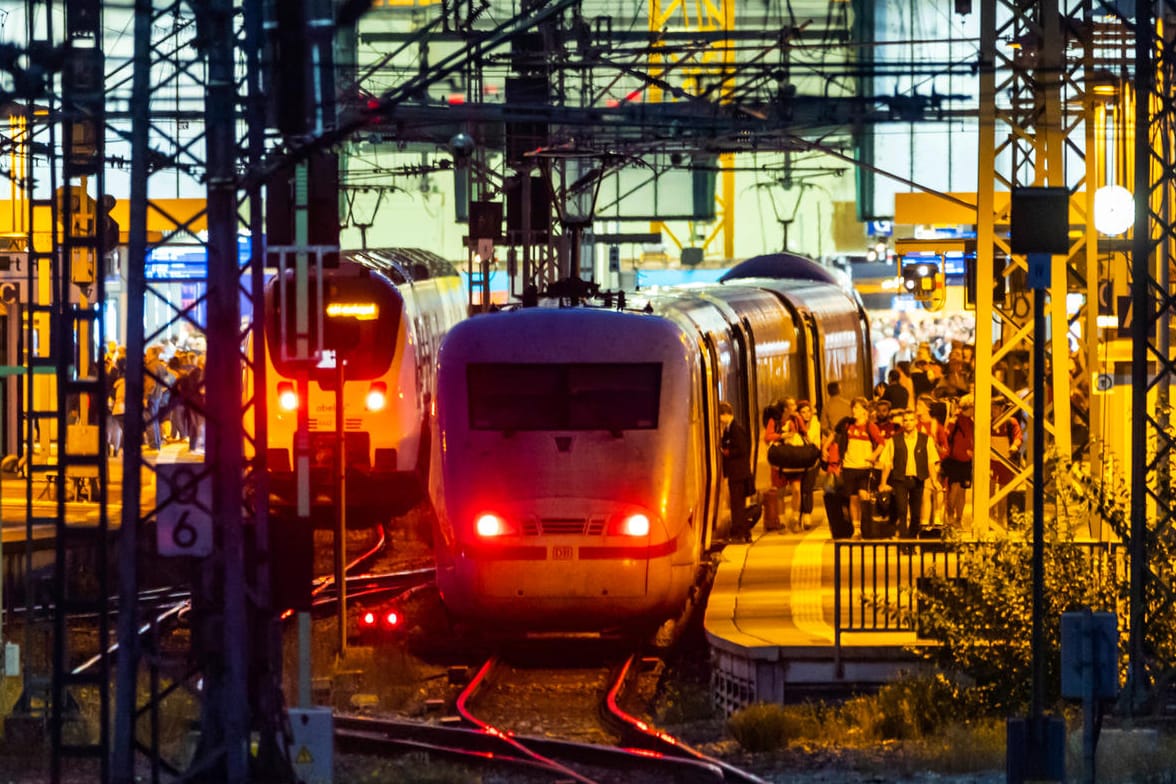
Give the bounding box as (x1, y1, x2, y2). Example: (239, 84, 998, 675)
(861, 489, 897, 539)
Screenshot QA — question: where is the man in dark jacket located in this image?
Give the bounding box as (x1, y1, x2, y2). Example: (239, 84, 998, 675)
(881, 368, 910, 411)
(719, 401, 754, 542)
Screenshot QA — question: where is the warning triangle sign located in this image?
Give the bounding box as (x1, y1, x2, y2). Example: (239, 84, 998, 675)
(295, 746, 313, 765)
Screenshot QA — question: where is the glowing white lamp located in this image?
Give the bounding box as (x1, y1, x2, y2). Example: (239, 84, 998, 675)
(1094, 185, 1134, 236)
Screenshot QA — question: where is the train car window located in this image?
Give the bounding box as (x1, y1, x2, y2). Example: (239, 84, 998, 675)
(266, 273, 403, 381)
(467, 363, 661, 432)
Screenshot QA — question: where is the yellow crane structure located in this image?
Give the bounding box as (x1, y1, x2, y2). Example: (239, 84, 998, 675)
(647, 0, 736, 262)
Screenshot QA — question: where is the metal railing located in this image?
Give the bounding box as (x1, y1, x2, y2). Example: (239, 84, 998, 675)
(833, 539, 1128, 670)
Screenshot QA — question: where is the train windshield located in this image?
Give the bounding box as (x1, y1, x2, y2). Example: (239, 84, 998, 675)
(467, 363, 661, 432)
(265, 272, 403, 380)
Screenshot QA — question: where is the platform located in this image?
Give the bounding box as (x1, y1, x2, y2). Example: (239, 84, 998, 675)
(704, 494, 949, 715)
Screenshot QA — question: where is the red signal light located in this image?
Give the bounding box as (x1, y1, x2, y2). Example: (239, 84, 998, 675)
(361, 611, 376, 626)
(384, 611, 400, 628)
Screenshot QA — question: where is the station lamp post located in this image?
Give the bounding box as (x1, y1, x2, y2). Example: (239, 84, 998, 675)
(1007, 186, 1071, 783)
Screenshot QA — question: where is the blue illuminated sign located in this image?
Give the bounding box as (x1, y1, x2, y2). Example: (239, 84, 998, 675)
(145, 237, 251, 280)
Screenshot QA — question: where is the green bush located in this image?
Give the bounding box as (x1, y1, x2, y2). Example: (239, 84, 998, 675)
(911, 457, 1127, 714)
(727, 675, 966, 751)
(833, 674, 969, 741)
(870, 673, 966, 740)
(726, 702, 822, 752)
(656, 679, 715, 724)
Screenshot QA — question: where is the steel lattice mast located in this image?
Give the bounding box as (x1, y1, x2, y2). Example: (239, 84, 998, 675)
(1127, 0, 1176, 716)
(973, 0, 1079, 537)
(110, 1, 288, 781)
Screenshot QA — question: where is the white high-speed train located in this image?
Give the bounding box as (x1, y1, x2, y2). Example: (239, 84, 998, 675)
(429, 255, 872, 635)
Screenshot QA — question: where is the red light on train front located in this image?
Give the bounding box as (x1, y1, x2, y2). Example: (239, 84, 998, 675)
(607, 512, 652, 537)
(276, 381, 298, 412)
(621, 514, 651, 537)
(475, 513, 506, 537)
(365, 382, 388, 412)
(384, 610, 400, 628)
(361, 611, 376, 627)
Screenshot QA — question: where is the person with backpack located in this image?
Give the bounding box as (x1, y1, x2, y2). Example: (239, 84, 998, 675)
(773, 411, 812, 533)
(142, 345, 170, 450)
(942, 394, 976, 530)
(840, 397, 884, 539)
(761, 398, 795, 531)
(795, 400, 822, 531)
(916, 394, 950, 528)
(820, 415, 855, 539)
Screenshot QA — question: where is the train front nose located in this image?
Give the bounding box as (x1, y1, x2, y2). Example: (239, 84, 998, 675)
(442, 498, 681, 631)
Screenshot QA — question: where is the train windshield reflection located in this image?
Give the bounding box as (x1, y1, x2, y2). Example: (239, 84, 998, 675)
(467, 362, 662, 432)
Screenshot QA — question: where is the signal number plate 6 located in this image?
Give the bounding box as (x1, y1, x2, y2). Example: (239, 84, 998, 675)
(551, 545, 573, 560)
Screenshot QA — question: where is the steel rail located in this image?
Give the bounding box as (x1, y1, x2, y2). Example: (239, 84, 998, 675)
(334, 713, 725, 781)
(605, 653, 771, 784)
(455, 656, 602, 784)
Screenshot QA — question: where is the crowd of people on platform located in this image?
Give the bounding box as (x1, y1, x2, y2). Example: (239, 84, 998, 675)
(719, 308, 1051, 541)
(105, 333, 206, 456)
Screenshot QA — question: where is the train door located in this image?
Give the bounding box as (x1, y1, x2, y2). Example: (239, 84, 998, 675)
(794, 310, 823, 409)
(698, 333, 730, 551)
(801, 312, 822, 410)
(736, 317, 759, 465)
(856, 310, 874, 399)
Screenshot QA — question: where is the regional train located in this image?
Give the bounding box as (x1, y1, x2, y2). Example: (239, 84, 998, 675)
(429, 254, 872, 635)
(260, 248, 467, 527)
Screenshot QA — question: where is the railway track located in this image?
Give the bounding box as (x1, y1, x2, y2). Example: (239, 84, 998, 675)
(61, 524, 430, 678)
(335, 650, 769, 784)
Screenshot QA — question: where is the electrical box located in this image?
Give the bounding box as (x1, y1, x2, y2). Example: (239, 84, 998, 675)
(288, 707, 333, 784)
(1061, 610, 1118, 699)
(4, 643, 18, 677)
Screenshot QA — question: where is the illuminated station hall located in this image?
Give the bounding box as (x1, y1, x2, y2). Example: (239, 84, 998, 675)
(0, 1, 1173, 783)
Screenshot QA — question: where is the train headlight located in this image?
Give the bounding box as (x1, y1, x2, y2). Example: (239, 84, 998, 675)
(365, 382, 388, 412)
(277, 381, 298, 412)
(475, 513, 510, 537)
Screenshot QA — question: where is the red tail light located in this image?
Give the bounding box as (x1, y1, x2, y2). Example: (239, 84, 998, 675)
(384, 611, 400, 628)
(608, 512, 653, 537)
(277, 381, 298, 412)
(361, 611, 376, 627)
(475, 513, 513, 537)
(621, 513, 651, 536)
